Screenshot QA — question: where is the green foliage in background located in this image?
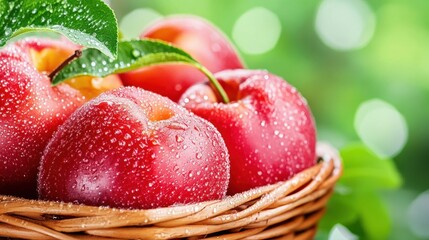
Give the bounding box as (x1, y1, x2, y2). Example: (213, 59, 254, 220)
(318, 144, 402, 239)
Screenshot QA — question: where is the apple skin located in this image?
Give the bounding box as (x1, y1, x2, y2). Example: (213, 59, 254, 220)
(38, 87, 230, 209)
(0, 38, 85, 198)
(120, 15, 244, 102)
(179, 69, 316, 195)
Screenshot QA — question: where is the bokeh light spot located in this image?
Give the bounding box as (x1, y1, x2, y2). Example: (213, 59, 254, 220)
(329, 224, 358, 240)
(354, 99, 408, 158)
(232, 7, 281, 55)
(407, 190, 429, 238)
(315, 0, 376, 51)
(119, 8, 162, 39)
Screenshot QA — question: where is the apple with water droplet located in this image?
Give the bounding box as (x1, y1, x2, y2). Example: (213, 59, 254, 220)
(38, 87, 230, 209)
(179, 69, 316, 195)
(0, 37, 122, 198)
(119, 15, 244, 102)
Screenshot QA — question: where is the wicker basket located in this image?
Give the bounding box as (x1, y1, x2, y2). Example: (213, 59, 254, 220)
(0, 143, 341, 240)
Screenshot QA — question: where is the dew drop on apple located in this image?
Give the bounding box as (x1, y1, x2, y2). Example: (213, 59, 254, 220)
(175, 135, 184, 143)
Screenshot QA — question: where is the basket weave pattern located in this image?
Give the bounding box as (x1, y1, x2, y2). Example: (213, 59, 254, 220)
(0, 143, 341, 240)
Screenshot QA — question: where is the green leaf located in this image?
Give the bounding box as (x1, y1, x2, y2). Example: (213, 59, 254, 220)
(52, 39, 199, 84)
(319, 188, 359, 230)
(52, 39, 231, 103)
(318, 143, 402, 239)
(0, 0, 118, 58)
(356, 191, 391, 240)
(339, 143, 402, 190)
(314, 229, 330, 240)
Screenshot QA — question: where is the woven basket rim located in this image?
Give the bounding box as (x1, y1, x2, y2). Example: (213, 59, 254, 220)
(0, 142, 342, 240)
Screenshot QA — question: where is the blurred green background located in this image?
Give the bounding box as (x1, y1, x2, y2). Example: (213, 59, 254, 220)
(109, 0, 428, 239)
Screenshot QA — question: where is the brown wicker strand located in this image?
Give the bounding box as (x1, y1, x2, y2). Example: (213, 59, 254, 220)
(0, 214, 77, 240)
(155, 182, 281, 228)
(246, 216, 304, 240)
(203, 227, 266, 240)
(0, 223, 59, 240)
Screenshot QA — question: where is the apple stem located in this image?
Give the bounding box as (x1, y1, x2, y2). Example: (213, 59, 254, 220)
(48, 50, 82, 81)
(196, 64, 230, 103)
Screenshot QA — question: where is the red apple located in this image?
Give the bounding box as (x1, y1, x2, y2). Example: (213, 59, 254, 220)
(38, 87, 230, 209)
(179, 69, 316, 195)
(0, 38, 122, 198)
(0, 38, 84, 198)
(120, 15, 244, 102)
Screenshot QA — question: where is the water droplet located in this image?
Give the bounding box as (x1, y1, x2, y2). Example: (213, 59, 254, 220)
(5, 28, 11, 36)
(131, 50, 141, 58)
(150, 139, 160, 146)
(46, 4, 53, 13)
(175, 135, 184, 143)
